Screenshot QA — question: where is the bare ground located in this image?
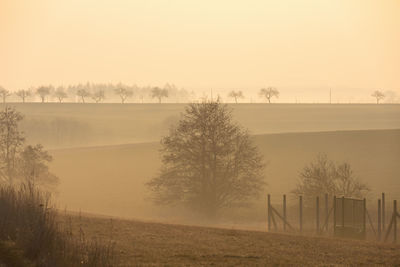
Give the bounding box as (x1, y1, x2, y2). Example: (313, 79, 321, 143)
(68, 214, 400, 266)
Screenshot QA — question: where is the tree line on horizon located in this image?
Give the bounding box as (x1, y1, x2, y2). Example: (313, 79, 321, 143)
(0, 83, 392, 104)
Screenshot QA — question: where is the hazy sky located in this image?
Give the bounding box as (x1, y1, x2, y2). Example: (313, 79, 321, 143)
(1, 0, 399, 102)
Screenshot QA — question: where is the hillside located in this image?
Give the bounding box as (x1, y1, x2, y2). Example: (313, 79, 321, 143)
(49, 129, 400, 225)
(70, 213, 400, 266)
(4, 103, 399, 148)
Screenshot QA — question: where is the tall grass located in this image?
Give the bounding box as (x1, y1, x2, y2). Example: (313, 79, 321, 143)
(0, 182, 116, 266)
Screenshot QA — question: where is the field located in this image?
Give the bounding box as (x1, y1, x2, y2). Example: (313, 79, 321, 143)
(71, 213, 400, 266)
(49, 129, 400, 226)
(4, 103, 400, 148)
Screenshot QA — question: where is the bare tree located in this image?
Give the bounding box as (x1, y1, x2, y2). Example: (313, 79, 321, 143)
(151, 87, 169, 103)
(17, 144, 58, 189)
(36, 86, 51, 103)
(292, 154, 369, 201)
(0, 87, 11, 104)
(0, 107, 25, 184)
(92, 90, 105, 103)
(259, 87, 279, 103)
(371, 90, 385, 104)
(76, 89, 90, 103)
(228, 90, 244, 103)
(147, 100, 266, 217)
(16, 90, 32, 103)
(54, 87, 68, 103)
(114, 87, 133, 103)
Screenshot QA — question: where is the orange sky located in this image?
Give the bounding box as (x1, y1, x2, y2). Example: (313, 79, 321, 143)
(1, 0, 399, 102)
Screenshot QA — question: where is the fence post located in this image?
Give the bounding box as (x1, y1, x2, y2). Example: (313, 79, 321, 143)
(325, 193, 328, 231)
(299, 195, 303, 233)
(268, 194, 271, 232)
(316, 196, 320, 234)
(283, 194, 287, 232)
(394, 200, 397, 244)
(342, 196, 345, 231)
(378, 199, 381, 241)
(382, 193, 386, 232)
(333, 196, 337, 236)
(363, 198, 367, 239)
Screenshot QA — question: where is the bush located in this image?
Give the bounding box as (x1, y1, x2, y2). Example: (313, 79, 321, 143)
(0, 183, 116, 266)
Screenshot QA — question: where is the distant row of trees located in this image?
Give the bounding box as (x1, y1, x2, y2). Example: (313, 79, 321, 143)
(0, 84, 392, 104)
(0, 83, 190, 104)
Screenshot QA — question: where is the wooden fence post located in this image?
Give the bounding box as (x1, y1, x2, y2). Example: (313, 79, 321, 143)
(283, 194, 287, 232)
(268, 194, 271, 232)
(378, 199, 381, 241)
(316, 196, 320, 234)
(394, 200, 397, 244)
(333, 196, 337, 236)
(342, 196, 345, 231)
(325, 193, 328, 231)
(382, 193, 385, 232)
(299, 196, 303, 233)
(363, 198, 367, 239)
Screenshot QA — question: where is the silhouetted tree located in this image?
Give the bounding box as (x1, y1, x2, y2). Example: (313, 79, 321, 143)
(292, 154, 369, 201)
(36, 86, 51, 103)
(16, 90, 31, 103)
(151, 87, 168, 103)
(17, 144, 58, 188)
(0, 87, 11, 104)
(92, 90, 105, 103)
(259, 87, 279, 103)
(0, 107, 25, 184)
(371, 90, 385, 104)
(228, 90, 244, 103)
(54, 87, 68, 103)
(76, 89, 90, 103)
(147, 100, 266, 217)
(114, 87, 133, 103)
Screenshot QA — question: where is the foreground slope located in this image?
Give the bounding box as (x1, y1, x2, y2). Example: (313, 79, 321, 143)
(72, 214, 400, 266)
(50, 129, 400, 222)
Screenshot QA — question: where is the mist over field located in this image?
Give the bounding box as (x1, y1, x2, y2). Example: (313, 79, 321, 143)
(1, 0, 400, 265)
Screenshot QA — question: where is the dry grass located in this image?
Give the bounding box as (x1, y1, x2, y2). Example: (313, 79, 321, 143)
(73, 213, 400, 266)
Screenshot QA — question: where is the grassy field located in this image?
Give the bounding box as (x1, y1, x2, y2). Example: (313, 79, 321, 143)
(70, 213, 400, 266)
(49, 129, 400, 225)
(3, 103, 399, 148)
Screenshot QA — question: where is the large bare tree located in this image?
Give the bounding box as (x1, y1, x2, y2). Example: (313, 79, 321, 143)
(147, 101, 266, 217)
(292, 154, 369, 201)
(92, 90, 105, 103)
(259, 87, 279, 103)
(36, 86, 51, 103)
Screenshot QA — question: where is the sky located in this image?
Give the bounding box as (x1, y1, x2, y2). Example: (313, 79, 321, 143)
(1, 0, 399, 102)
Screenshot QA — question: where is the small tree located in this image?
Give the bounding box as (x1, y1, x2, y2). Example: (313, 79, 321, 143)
(92, 90, 105, 103)
(151, 87, 168, 103)
(16, 90, 32, 103)
(259, 87, 279, 103)
(0, 107, 25, 184)
(372, 90, 385, 104)
(228, 90, 244, 103)
(292, 154, 369, 201)
(147, 100, 266, 218)
(36, 86, 51, 103)
(17, 144, 58, 189)
(76, 89, 90, 103)
(0, 87, 11, 103)
(114, 87, 133, 103)
(54, 87, 68, 103)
